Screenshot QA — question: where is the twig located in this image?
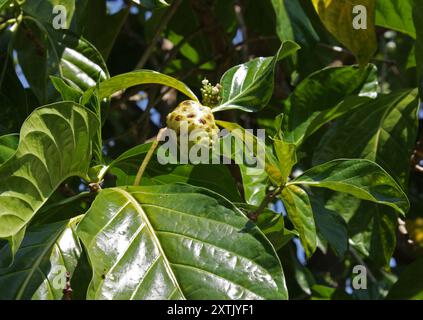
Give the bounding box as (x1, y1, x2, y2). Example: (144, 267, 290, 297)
(248, 185, 284, 221)
(62, 272, 73, 300)
(135, 0, 182, 70)
(159, 26, 217, 72)
(234, 2, 249, 60)
(412, 131, 423, 173)
(318, 42, 397, 66)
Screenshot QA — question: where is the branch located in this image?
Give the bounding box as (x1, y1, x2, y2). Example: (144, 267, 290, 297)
(135, 0, 182, 70)
(248, 185, 284, 221)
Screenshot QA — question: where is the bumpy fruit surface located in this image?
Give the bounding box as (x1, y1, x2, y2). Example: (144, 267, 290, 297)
(166, 100, 219, 149)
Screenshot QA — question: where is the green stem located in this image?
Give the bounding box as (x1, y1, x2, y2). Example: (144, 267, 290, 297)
(134, 128, 167, 186)
(248, 185, 284, 221)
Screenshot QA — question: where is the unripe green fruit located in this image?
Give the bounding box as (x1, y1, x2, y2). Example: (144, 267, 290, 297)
(166, 100, 219, 149)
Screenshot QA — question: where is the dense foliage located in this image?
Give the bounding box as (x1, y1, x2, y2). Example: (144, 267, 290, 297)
(0, 0, 422, 300)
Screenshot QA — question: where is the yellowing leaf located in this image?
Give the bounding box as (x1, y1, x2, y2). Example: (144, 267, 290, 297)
(407, 218, 423, 248)
(312, 0, 377, 66)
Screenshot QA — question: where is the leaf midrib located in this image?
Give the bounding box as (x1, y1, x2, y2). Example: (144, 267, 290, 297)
(114, 188, 186, 300)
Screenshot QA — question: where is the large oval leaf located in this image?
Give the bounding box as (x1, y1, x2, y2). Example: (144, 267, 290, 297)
(0, 102, 99, 252)
(313, 89, 419, 188)
(281, 185, 317, 258)
(77, 184, 287, 300)
(15, 20, 109, 104)
(289, 159, 409, 216)
(213, 41, 300, 112)
(0, 217, 83, 300)
(282, 64, 377, 145)
(311, 0, 377, 66)
(82, 70, 198, 104)
(376, 0, 415, 38)
(108, 143, 242, 202)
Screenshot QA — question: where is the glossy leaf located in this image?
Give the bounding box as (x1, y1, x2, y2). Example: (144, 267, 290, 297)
(376, 0, 415, 38)
(313, 89, 419, 188)
(50, 76, 83, 102)
(77, 184, 288, 300)
(271, 0, 319, 46)
(311, 0, 377, 65)
(15, 21, 108, 103)
(132, 0, 169, 9)
(112, 162, 242, 203)
(0, 0, 12, 10)
(282, 65, 377, 145)
(216, 120, 284, 185)
(0, 217, 83, 300)
(239, 164, 269, 205)
(312, 89, 418, 266)
(82, 70, 198, 104)
(281, 185, 317, 257)
(290, 159, 409, 216)
(0, 134, 18, 165)
(273, 138, 297, 184)
(51, 30, 109, 92)
(0, 102, 99, 253)
(214, 41, 300, 112)
(108, 142, 242, 202)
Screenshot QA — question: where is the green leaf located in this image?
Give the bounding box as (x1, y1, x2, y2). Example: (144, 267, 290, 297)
(236, 203, 297, 251)
(107, 142, 242, 202)
(313, 89, 419, 188)
(214, 41, 300, 112)
(310, 197, 348, 257)
(239, 164, 269, 205)
(77, 184, 288, 300)
(15, 21, 109, 103)
(0, 134, 18, 165)
(216, 120, 284, 185)
(0, 0, 12, 11)
(312, 89, 418, 267)
(132, 0, 169, 9)
(290, 159, 409, 216)
(51, 30, 109, 92)
(311, 0, 377, 66)
(22, 0, 75, 28)
(50, 76, 83, 102)
(281, 185, 317, 257)
(376, 0, 415, 38)
(282, 65, 377, 145)
(271, 0, 319, 46)
(0, 217, 83, 300)
(0, 102, 99, 253)
(386, 258, 423, 299)
(82, 70, 198, 104)
(273, 138, 297, 184)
